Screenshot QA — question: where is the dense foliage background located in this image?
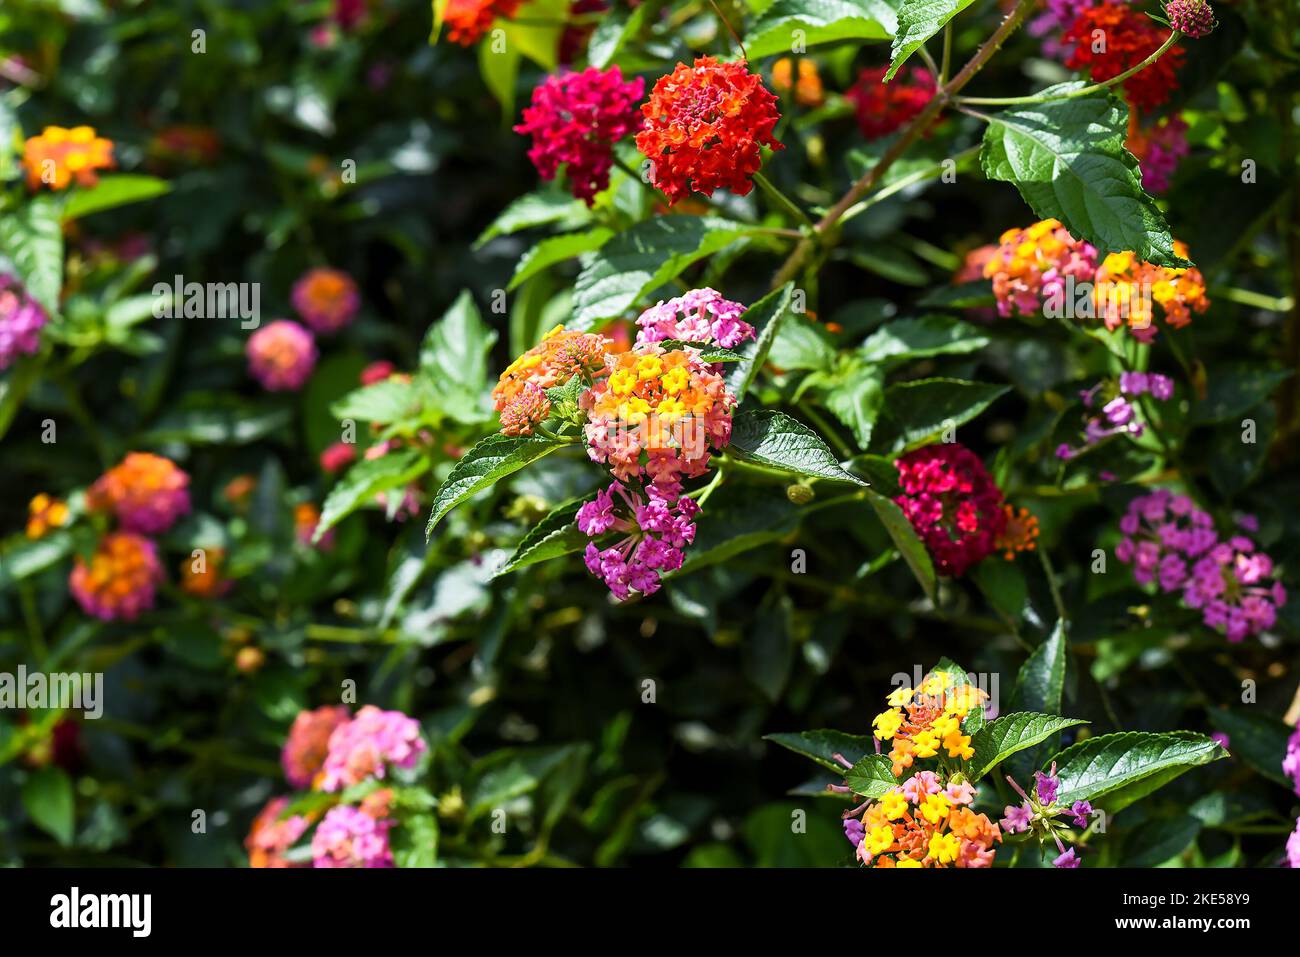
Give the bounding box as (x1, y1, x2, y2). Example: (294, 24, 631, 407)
(1, 0, 1298, 868)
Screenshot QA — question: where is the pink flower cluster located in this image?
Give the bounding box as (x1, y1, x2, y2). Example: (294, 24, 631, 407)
(633, 288, 755, 350)
(1027, 0, 1114, 58)
(577, 480, 700, 600)
(311, 804, 394, 868)
(894, 443, 1006, 578)
(513, 65, 645, 205)
(1057, 370, 1174, 460)
(1116, 491, 1287, 641)
(319, 704, 428, 792)
(1285, 721, 1300, 798)
(247, 319, 318, 391)
(984, 220, 1099, 318)
(1137, 116, 1190, 193)
(0, 274, 49, 370)
(282, 704, 351, 788)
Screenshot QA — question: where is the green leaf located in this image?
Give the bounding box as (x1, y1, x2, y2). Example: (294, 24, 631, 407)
(1051, 732, 1228, 811)
(587, 1, 652, 67)
(140, 401, 291, 445)
(22, 766, 75, 847)
(675, 484, 801, 573)
(425, 434, 562, 538)
(0, 530, 75, 589)
(391, 812, 439, 868)
(764, 730, 872, 774)
(571, 216, 757, 328)
(331, 377, 421, 424)
(0, 195, 64, 313)
(492, 499, 588, 578)
(876, 378, 1009, 452)
(1010, 620, 1068, 715)
(655, 340, 746, 362)
(973, 559, 1028, 622)
(420, 291, 497, 424)
(846, 754, 897, 799)
(1192, 365, 1292, 425)
(863, 488, 937, 601)
(1124, 814, 1201, 867)
(980, 87, 1187, 268)
(726, 282, 796, 399)
(474, 190, 590, 248)
(1205, 706, 1292, 787)
(823, 363, 884, 450)
(61, 174, 171, 222)
(859, 315, 990, 364)
(728, 409, 868, 485)
(478, 37, 521, 117)
(509, 227, 614, 291)
(317, 448, 428, 541)
(768, 314, 836, 372)
(746, 0, 898, 61)
(887, 0, 976, 80)
(967, 713, 1088, 781)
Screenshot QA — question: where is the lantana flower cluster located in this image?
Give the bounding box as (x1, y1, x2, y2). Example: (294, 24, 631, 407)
(70, 452, 192, 621)
(577, 480, 700, 600)
(771, 58, 824, 107)
(0, 274, 50, 370)
(1115, 490, 1287, 642)
(636, 56, 783, 203)
(1285, 721, 1300, 868)
(1092, 243, 1209, 340)
(633, 287, 754, 351)
(319, 704, 428, 792)
(514, 65, 645, 204)
(292, 267, 360, 334)
(983, 219, 1099, 318)
(1062, 1, 1186, 111)
(1128, 115, 1190, 193)
(844, 66, 936, 141)
(871, 672, 987, 776)
(1056, 371, 1175, 460)
(843, 770, 1002, 868)
(22, 125, 114, 191)
(246, 319, 318, 391)
(1000, 763, 1091, 868)
(894, 442, 1007, 578)
(443, 0, 522, 46)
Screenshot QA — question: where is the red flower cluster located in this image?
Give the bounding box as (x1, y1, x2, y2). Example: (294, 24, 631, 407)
(1064, 1, 1185, 111)
(845, 66, 936, 140)
(444, 0, 522, 46)
(514, 66, 646, 205)
(894, 443, 1006, 578)
(635, 57, 783, 204)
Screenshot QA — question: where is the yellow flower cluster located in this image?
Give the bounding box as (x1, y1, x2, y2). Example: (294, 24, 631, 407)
(871, 671, 987, 776)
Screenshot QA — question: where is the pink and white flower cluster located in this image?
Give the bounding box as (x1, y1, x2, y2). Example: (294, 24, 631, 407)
(1116, 490, 1287, 642)
(633, 288, 755, 351)
(319, 704, 428, 791)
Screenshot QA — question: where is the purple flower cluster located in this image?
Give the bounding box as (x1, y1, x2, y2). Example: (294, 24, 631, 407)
(1057, 371, 1173, 461)
(1116, 491, 1287, 642)
(318, 705, 428, 792)
(1000, 764, 1092, 868)
(311, 804, 394, 868)
(0, 274, 50, 370)
(577, 480, 700, 601)
(634, 288, 756, 351)
(1285, 721, 1300, 798)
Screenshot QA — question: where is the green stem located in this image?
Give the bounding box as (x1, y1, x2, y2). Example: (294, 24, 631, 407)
(1037, 546, 1068, 626)
(940, 22, 953, 85)
(954, 32, 1182, 106)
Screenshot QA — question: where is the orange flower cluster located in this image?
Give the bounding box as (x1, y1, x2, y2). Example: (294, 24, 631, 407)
(871, 672, 987, 776)
(87, 452, 191, 535)
(180, 548, 230, 598)
(996, 504, 1040, 560)
(771, 58, 824, 107)
(636, 57, 783, 204)
(26, 494, 70, 540)
(491, 324, 610, 414)
(853, 772, 1002, 868)
(68, 532, 163, 622)
(443, 0, 522, 46)
(23, 125, 114, 191)
(1093, 242, 1209, 340)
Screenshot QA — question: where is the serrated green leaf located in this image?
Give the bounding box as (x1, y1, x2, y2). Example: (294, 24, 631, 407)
(425, 434, 563, 537)
(492, 499, 588, 577)
(420, 290, 497, 424)
(570, 217, 757, 328)
(1050, 732, 1227, 811)
(655, 340, 746, 362)
(859, 314, 989, 364)
(509, 227, 613, 291)
(0, 195, 64, 314)
(764, 730, 873, 774)
(823, 363, 884, 449)
(317, 448, 428, 541)
(587, 2, 651, 67)
(1205, 706, 1292, 787)
(473, 190, 590, 248)
(967, 712, 1087, 781)
(1124, 814, 1200, 867)
(980, 87, 1187, 268)
(887, 0, 976, 80)
(863, 488, 937, 600)
(728, 409, 868, 485)
(746, 0, 898, 61)
(726, 282, 795, 399)
(846, 754, 897, 799)
(330, 377, 421, 424)
(1010, 620, 1067, 715)
(876, 378, 1009, 452)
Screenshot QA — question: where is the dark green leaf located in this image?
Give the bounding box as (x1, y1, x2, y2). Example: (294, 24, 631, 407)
(425, 434, 563, 537)
(1051, 731, 1228, 811)
(318, 449, 428, 541)
(967, 712, 1087, 781)
(492, 499, 588, 578)
(728, 409, 868, 485)
(764, 730, 872, 773)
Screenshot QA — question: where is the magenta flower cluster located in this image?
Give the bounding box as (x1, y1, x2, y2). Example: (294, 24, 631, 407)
(311, 804, 394, 868)
(634, 288, 756, 351)
(1140, 116, 1190, 193)
(513, 65, 645, 205)
(0, 274, 50, 370)
(1000, 764, 1091, 868)
(319, 704, 428, 792)
(1116, 490, 1287, 642)
(577, 480, 700, 601)
(1057, 371, 1174, 460)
